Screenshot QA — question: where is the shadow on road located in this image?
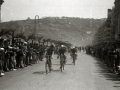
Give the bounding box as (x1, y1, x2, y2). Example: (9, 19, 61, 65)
(33, 71, 46, 74)
(53, 63, 73, 65)
(33, 69, 62, 74)
(52, 69, 61, 72)
(93, 57, 120, 88)
(53, 64, 60, 65)
(113, 86, 120, 87)
(65, 64, 73, 65)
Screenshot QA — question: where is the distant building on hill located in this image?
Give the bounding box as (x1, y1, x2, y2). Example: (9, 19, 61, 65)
(86, 31, 92, 34)
(27, 17, 31, 20)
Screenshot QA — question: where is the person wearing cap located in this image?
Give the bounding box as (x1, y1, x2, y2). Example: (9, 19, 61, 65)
(71, 46, 77, 63)
(59, 45, 66, 55)
(58, 45, 67, 68)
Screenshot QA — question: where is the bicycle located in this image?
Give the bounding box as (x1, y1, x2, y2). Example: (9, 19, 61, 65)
(72, 53, 76, 65)
(45, 55, 52, 74)
(60, 54, 65, 72)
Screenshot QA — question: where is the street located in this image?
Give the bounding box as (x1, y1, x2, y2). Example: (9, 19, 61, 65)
(0, 52, 120, 90)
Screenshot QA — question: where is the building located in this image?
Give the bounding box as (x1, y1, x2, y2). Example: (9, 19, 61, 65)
(114, 0, 120, 40)
(93, 0, 120, 45)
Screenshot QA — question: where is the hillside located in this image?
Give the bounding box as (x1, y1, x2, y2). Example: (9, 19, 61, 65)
(1, 17, 105, 46)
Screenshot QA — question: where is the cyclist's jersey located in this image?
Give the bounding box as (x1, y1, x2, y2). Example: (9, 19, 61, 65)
(59, 47, 66, 55)
(46, 47, 54, 56)
(71, 48, 77, 54)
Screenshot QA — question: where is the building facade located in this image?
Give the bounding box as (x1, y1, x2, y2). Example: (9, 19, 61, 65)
(114, 0, 120, 40)
(93, 0, 120, 45)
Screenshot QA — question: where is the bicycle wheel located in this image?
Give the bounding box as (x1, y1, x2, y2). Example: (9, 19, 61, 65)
(60, 54, 64, 72)
(73, 54, 75, 65)
(60, 58, 62, 72)
(45, 56, 51, 74)
(49, 56, 52, 71)
(45, 61, 49, 74)
(63, 61, 64, 70)
(50, 60, 52, 71)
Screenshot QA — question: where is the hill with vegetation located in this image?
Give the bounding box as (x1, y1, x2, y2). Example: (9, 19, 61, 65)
(1, 17, 105, 46)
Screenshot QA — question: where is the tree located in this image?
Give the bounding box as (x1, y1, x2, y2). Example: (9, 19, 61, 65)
(14, 32, 26, 41)
(0, 29, 11, 37)
(25, 34, 34, 42)
(8, 29, 17, 44)
(3, 21, 21, 44)
(5, 21, 20, 30)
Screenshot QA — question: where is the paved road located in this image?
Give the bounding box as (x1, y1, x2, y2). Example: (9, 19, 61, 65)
(0, 52, 120, 90)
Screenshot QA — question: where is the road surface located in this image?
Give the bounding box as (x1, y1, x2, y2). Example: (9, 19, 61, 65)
(0, 52, 120, 90)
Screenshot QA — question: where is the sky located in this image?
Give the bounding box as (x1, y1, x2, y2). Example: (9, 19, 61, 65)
(1, 0, 115, 22)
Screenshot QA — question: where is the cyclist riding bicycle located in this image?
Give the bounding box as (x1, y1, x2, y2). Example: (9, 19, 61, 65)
(59, 45, 67, 57)
(45, 45, 54, 69)
(71, 47, 77, 63)
(45, 45, 54, 57)
(58, 45, 67, 67)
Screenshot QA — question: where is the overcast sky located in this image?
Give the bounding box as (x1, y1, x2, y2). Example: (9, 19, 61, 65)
(2, 0, 114, 22)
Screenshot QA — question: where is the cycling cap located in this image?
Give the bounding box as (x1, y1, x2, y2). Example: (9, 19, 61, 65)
(61, 45, 64, 47)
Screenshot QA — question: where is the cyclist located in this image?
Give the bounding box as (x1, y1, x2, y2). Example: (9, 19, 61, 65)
(71, 47, 77, 63)
(58, 45, 67, 68)
(45, 45, 54, 58)
(45, 45, 54, 70)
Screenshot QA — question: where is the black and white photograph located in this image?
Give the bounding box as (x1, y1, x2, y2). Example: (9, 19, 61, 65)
(0, 0, 120, 90)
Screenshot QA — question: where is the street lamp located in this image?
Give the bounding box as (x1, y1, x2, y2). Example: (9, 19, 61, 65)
(34, 15, 39, 37)
(33, 15, 39, 45)
(0, 0, 4, 32)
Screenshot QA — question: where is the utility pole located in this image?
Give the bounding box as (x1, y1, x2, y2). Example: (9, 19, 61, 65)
(0, 0, 4, 32)
(34, 15, 39, 37)
(33, 15, 39, 46)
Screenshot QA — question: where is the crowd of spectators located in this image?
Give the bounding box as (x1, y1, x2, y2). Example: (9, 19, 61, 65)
(0, 37, 46, 77)
(86, 43, 120, 75)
